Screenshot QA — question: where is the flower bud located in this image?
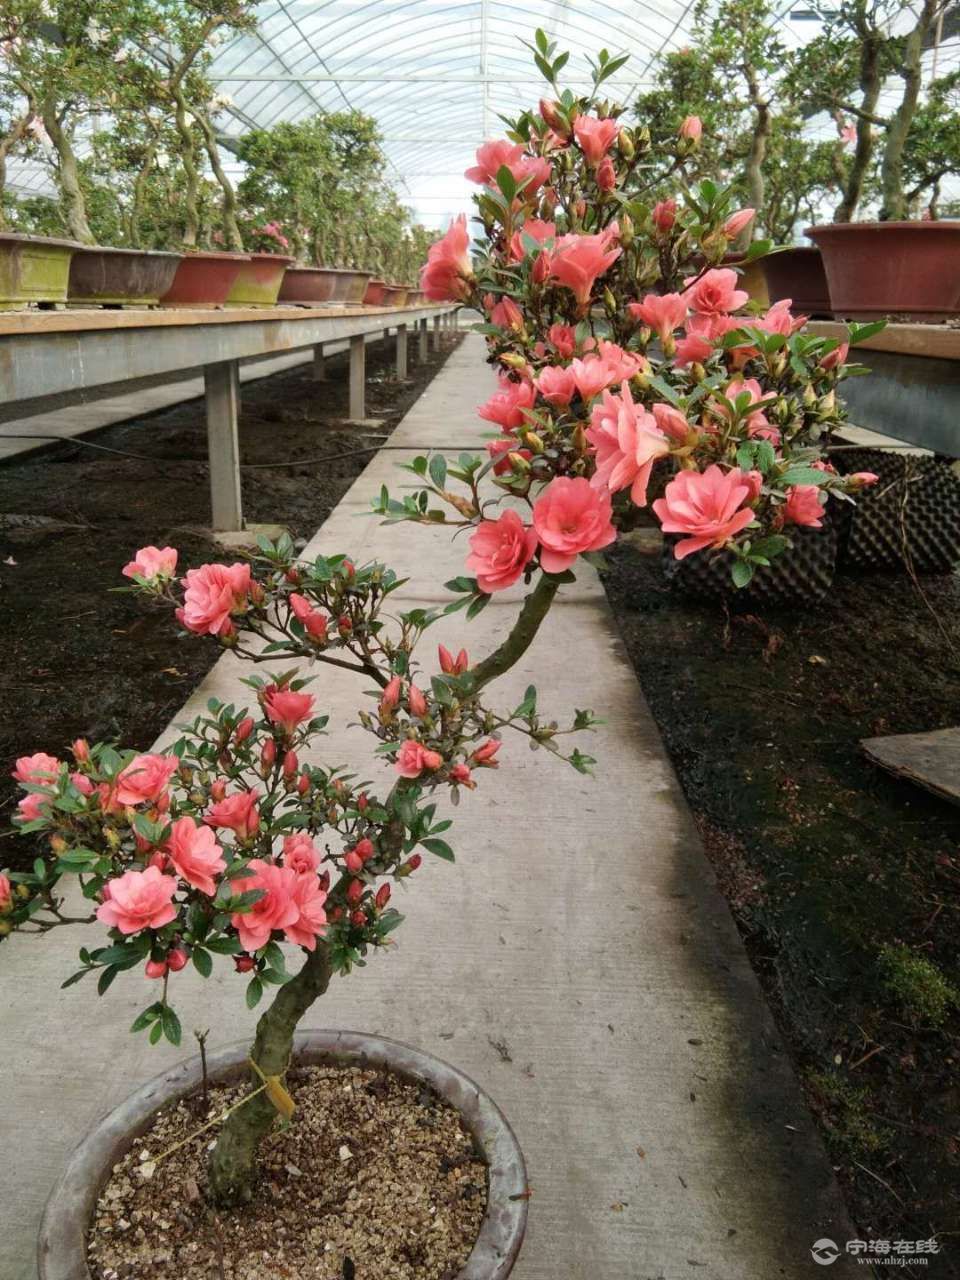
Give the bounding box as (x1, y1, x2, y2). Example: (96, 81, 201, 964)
(346, 879, 364, 905)
(345, 849, 364, 873)
(617, 128, 635, 160)
(350, 909, 367, 927)
(167, 947, 189, 972)
(210, 779, 227, 802)
(539, 98, 567, 134)
(375, 883, 391, 909)
(357, 792, 369, 813)
(597, 157, 616, 192)
(297, 770, 310, 796)
(285, 566, 302, 585)
(679, 115, 702, 143)
(234, 953, 256, 973)
(72, 738, 90, 763)
(619, 212, 634, 246)
(338, 614, 352, 635)
(145, 959, 168, 979)
(283, 749, 298, 781)
(235, 717, 254, 743)
(355, 837, 375, 862)
(260, 739, 276, 774)
(652, 199, 677, 234)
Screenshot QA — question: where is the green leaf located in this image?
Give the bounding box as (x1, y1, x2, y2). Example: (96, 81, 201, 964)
(246, 976, 264, 1009)
(131, 1002, 163, 1033)
(421, 837, 455, 862)
(192, 948, 213, 978)
(428, 454, 447, 490)
(161, 1006, 182, 1047)
(495, 163, 517, 202)
(731, 560, 755, 589)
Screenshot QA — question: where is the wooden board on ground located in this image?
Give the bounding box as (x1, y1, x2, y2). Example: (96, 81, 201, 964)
(862, 726, 960, 806)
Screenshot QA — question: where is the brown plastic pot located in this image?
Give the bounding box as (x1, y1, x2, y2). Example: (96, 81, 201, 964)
(760, 246, 831, 317)
(278, 266, 372, 306)
(224, 252, 294, 308)
(806, 220, 960, 321)
(37, 1030, 528, 1280)
(0, 231, 80, 309)
(68, 246, 181, 307)
(160, 250, 250, 308)
(364, 277, 388, 305)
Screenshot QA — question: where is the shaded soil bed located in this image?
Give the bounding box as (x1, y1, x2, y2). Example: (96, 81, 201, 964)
(602, 538, 960, 1269)
(88, 1063, 487, 1280)
(0, 333, 462, 873)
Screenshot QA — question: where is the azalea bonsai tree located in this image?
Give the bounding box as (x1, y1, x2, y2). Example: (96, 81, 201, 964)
(3, 33, 881, 1217)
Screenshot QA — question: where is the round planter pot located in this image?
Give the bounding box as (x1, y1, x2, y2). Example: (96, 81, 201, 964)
(68, 247, 181, 307)
(662, 509, 839, 607)
(760, 246, 831, 317)
(806, 220, 960, 321)
(364, 277, 388, 305)
(160, 250, 250, 307)
(383, 284, 410, 307)
(278, 266, 372, 306)
(224, 252, 295, 308)
(37, 1030, 528, 1280)
(0, 231, 81, 309)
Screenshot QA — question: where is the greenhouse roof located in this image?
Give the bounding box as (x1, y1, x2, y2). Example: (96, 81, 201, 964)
(6, 0, 960, 227)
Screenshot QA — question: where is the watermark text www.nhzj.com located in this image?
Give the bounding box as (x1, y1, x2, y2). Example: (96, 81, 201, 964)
(811, 1238, 941, 1267)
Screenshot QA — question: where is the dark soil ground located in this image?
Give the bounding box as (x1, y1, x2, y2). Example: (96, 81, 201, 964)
(0, 332, 462, 873)
(602, 536, 960, 1270)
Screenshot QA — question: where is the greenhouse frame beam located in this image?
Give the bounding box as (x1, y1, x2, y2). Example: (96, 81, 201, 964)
(208, 73, 641, 84)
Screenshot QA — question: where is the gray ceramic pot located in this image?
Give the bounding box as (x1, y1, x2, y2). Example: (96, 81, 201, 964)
(37, 1029, 528, 1280)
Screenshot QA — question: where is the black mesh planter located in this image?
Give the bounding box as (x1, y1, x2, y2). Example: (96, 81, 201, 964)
(831, 447, 960, 574)
(661, 507, 840, 608)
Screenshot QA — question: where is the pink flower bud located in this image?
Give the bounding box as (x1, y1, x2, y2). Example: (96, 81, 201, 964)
(345, 850, 364, 873)
(329, 905, 343, 922)
(260, 739, 276, 771)
(72, 738, 90, 763)
(234, 953, 256, 973)
(351, 909, 367, 927)
(70, 771, 95, 796)
(450, 763, 474, 787)
(407, 854, 422, 872)
(848, 471, 879, 490)
(652, 200, 677, 233)
(438, 645, 469, 674)
(408, 684, 428, 717)
(375, 883, 391, 909)
(210, 779, 227, 802)
(347, 879, 364, 905)
(297, 770, 310, 796)
(167, 947, 188, 972)
(539, 98, 568, 135)
(355, 838, 375, 862)
(145, 959, 168, 979)
(471, 738, 502, 766)
(342, 560, 355, 579)
(679, 115, 702, 142)
(357, 792, 369, 812)
(382, 675, 402, 710)
(234, 717, 254, 743)
(722, 208, 755, 239)
(283, 749, 298, 780)
(596, 156, 616, 192)
(338, 614, 352, 635)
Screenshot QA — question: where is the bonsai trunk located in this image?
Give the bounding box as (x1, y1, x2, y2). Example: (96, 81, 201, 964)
(198, 110, 244, 252)
(173, 94, 201, 249)
(43, 107, 94, 244)
(0, 112, 32, 232)
(879, 0, 936, 222)
(207, 940, 333, 1203)
(738, 50, 769, 252)
(835, 35, 881, 223)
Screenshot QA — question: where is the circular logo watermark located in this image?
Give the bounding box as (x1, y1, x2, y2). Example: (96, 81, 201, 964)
(811, 1239, 841, 1266)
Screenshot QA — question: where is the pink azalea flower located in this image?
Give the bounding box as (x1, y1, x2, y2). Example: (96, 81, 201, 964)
(595, 340, 645, 382)
(420, 214, 473, 301)
(532, 476, 616, 573)
(283, 832, 320, 875)
(12, 752, 60, 785)
(113, 753, 179, 807)
(511, 154, 552, 195)
(289, 593, 328, 641)
(756, 298, 807, 336)
(465, 509, 539, 593)
(0, 873, 10, 911)
(489, 295, 524, 330)
(573, 114, 619, 167)
(395, 740, 444, 778)
(465, 140, 524, 184)
(722, 208, 755, 239)
(683, 268, 749, 316)
(122, 545, 178, 583)
(70, 771, 95, 797)
(674, 333, 715, 366)
(204, 789, 260, 840)
(477, 377, 536, 433)
(285, 871, 328, 950)
(263, 686, 315, 733)
(596, 156, 616, 191)
(167, 815, 226, 896)
(177, 562, 251, 637)
(570, 354, 620, 402)
(17, 792, 49, 823)
(547, 323, 578, 358)
(230, 859, 299, 952)
(509, 218, 556, 262)
(721, 377, 778, 442)
(629, 292, 688, 341)
(587, 384, 670, 506)
(652, 402, 691, 442)
(547, 232, 621, 311)
(783, 484, 825, 528)
(536, 364, 578, 407)
(652, 466, 756, 559)
(96, 866, 178, 935)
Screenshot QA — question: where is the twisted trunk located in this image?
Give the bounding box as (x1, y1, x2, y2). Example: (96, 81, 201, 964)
(197, 110, 244, 251)
(207, 941, 333, 1203)
(835, 31, 882, 223)
(43, 107, 93, 243)
(172, 92, 200, 249)
(880, 0, 938, 221)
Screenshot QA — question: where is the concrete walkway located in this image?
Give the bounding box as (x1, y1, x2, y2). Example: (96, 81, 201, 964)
(1, 334, 856, 1279)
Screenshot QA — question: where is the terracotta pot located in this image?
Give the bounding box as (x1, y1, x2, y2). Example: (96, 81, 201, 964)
(278, 266, 372, 306)
(37, 1030, 527, 1280)
(383, 284, 409, 306)
(160, 250, 250, 308)
(364, 277, 388, 305)
(68, 247, 181, 306)
(224, 252, 294, 308)
(806, 220, 960, 321)
(0, 232, 80, 309)
(760, 246, 831, 317)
